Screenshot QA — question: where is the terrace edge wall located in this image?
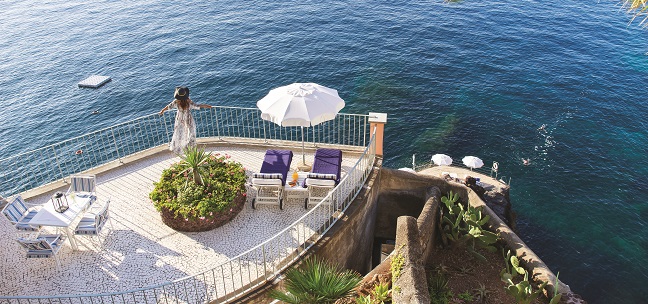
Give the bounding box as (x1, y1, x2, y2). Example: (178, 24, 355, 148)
(310, 158, 383, 273)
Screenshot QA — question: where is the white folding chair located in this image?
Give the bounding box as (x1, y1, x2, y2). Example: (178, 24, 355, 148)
(16, 234, 67, 270)
(1, 195, 42, 233)
(74, 199, 113, 248)
(66, 174, 97, 209)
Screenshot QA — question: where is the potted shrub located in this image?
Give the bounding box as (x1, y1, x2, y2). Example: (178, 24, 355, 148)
(149, 146, 247, 232)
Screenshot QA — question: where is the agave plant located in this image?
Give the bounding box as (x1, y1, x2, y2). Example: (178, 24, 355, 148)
(177, 146, 211, 186)
(269, 257, 362, 304)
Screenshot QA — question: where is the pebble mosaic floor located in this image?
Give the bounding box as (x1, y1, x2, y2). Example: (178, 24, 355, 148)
(0, 146, 359, 299)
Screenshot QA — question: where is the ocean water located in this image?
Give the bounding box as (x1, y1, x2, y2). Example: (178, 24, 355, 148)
(1, 1, 647, 302)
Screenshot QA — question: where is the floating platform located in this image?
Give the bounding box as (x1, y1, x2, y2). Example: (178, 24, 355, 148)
(78, 75, 111, 88)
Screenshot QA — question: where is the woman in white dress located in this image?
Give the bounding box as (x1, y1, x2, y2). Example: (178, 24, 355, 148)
(159, 87, 213, 154)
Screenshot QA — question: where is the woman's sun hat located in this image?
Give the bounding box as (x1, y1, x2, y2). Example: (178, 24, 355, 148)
(174, 86, 190, 101)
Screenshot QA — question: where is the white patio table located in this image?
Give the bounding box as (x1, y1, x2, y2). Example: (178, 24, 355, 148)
(284, 171, 308, 200)
(28, 194, 94, 251)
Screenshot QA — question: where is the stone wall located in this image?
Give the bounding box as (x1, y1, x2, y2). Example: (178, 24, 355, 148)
(391, 216, 430, 304)
(417, 186, 441, 264)
(377, 168, 575, 300)
(356, 180, 442, 302)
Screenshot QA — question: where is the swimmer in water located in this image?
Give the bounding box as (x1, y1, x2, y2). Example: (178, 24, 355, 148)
(523, 158, 530, 166)
(538, 124, 546, 131)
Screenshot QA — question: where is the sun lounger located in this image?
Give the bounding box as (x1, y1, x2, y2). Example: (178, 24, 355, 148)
(249, 150, 293, 210)
(304, 148, 342, 209)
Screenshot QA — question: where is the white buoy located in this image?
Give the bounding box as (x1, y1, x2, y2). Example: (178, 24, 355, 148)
(78, 75, 111, 88)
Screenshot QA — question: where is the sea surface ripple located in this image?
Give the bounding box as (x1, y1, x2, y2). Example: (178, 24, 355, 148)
(1, 1, 647, 302)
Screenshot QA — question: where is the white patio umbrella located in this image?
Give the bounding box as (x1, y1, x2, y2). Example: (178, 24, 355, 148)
(432, 154, 453, 166)
(462, 156, 484, 171)
(257, 83, 345, 167)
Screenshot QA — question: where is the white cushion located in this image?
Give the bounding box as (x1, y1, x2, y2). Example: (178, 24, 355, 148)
(306, 178, 336, 187)
(252, 178, 282, 186)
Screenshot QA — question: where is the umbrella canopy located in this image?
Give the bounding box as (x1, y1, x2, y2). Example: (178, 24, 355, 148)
(462, 156, 484, 171)
(257, 83, 345, 127)
(432, 154, 453, 166)
(257, 83, 345, 167)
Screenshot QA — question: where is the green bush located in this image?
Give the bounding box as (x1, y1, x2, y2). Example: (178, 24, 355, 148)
(149, 149, 247, 219)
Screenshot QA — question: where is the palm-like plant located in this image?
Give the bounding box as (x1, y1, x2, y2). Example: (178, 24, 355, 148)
(269, 257, 362, 304)
(177, 146, 211, 186)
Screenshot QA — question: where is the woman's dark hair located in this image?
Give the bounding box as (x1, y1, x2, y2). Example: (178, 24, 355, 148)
(176, 98, 190, 110)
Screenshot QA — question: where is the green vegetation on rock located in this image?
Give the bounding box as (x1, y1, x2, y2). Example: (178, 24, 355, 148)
(440, 191, 500, 261)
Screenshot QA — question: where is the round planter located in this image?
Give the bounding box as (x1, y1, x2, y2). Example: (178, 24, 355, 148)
(159, 192, 246, 232)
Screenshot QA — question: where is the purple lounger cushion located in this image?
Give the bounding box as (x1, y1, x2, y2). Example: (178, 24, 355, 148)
(259, 150, 294, 186)
(310, 148, 342, 185)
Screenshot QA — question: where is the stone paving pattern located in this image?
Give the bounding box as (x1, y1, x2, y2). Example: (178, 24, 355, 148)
(0, 146, 358, 298)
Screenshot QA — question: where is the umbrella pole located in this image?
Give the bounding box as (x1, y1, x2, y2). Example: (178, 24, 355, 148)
(297, 126, 312, 172)
(301, 126, 306, 165)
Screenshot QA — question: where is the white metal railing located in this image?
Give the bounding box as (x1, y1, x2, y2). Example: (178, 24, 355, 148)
(411, 154, 512, 185)
(0, 107, 370, 198)
(0, 111, 376, 303)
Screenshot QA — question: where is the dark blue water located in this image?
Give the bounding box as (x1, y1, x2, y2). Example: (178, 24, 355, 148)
(1, 1, 647, 302)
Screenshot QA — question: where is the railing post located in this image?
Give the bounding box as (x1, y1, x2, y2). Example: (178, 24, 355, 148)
(216, 109, 222, 140)
(363, 115, 367, 147)
(110, 127, 123, 164)
(52, 146, 67, 183)
(162, 114, 171, 144)
(262, 119, 267, 143)
(368, 113, 387, 157)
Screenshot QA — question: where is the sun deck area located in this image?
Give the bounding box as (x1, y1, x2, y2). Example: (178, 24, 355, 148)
(0, 141, 365, 301)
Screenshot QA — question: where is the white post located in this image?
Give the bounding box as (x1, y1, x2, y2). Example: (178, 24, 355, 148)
(412, 154, 416, 170)
(301, 126, 306, 165)
(298, 126, 312, 171)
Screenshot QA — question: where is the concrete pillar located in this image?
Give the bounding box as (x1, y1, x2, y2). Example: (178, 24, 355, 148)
(369, 112, 388, 157)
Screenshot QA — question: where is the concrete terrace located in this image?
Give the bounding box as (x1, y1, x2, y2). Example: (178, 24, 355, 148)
(0, 141, 363, 298)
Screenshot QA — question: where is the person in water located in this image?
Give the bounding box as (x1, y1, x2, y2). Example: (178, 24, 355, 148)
(523, 158, 530, 165)
(159, 87, 213, 154)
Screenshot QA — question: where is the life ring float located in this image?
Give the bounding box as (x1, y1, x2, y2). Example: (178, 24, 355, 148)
(75, 150, 83, 155)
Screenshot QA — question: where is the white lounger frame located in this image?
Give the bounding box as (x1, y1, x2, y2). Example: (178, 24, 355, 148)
(250, 178, 284, 209)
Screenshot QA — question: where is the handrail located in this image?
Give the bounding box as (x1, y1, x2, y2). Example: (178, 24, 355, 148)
(0, 108, 376, 303)
(0, 107, 370, 197)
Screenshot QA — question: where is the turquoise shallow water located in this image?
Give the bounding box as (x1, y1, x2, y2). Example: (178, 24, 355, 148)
(1, 1, 647, 302)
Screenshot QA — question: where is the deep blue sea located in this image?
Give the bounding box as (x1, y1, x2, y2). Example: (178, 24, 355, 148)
(1, 1, 647, 302)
